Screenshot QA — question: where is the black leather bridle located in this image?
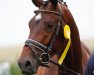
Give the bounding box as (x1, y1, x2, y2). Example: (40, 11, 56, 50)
(25, 9, 61, 64)
(24, 2, 81, 75)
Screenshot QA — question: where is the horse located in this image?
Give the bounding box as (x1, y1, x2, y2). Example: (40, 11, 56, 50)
(18, 0, 90, 75)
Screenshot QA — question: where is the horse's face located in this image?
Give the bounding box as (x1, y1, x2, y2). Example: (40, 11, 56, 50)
(18, 0, 62, 74)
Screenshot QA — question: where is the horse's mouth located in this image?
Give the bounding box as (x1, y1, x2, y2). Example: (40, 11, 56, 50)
(22, 71, 34, 75)
(23, 74, 35, 75)
(21, 69, 36, 75)
(23, 74, 36, 75)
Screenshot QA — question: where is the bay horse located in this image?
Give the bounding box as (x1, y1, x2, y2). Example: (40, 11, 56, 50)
(18, 0, 90, 75)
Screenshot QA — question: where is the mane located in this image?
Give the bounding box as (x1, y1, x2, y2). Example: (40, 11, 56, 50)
(60, 4, 83, 74)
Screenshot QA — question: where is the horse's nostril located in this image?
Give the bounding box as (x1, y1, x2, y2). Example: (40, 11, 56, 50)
(24, 60, 32, 68)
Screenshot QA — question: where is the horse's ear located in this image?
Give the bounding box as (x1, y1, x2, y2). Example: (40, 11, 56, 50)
(32, 0, 43, 7)
(50, 0, 58, 8)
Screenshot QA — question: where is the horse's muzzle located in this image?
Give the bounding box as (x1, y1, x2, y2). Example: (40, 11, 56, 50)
(18, 59, 38, 74)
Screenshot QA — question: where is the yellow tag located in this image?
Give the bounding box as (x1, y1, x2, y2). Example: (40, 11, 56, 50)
(58, 40, 71, 65)
(58, 25, 71, 65)
(64, 25, 71, 39)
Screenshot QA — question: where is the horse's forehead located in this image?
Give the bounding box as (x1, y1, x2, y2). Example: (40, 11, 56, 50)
(35, 13, 42, 21)
(35, 13, 54, 22)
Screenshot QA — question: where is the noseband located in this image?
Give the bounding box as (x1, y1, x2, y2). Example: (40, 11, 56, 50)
(25, 6, 81, 75)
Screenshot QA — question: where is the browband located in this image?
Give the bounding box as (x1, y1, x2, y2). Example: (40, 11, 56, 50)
(34, 10, 61, 16)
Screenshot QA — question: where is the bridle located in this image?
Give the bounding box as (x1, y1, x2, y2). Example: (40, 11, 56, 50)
(25, 2, 81, 75)
(25, 9, 61, 64)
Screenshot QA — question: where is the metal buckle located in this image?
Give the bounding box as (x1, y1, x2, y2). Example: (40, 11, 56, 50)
(39, 53, 50, 64)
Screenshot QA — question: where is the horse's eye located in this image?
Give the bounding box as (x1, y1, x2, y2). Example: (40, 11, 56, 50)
(45, 23, 54, 32)
(47, 24, 53, 29)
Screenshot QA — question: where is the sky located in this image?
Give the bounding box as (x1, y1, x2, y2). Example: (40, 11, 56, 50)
(0, 0, 94, 48)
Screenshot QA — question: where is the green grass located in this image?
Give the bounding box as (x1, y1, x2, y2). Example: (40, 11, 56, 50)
(10, 64, 22, 75)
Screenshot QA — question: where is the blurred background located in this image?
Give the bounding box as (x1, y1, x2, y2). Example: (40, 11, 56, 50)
(0, 0, 94, 75)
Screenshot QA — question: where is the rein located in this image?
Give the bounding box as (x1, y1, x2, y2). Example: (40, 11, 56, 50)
(25, 39, 81, 75)
(25, 4, 81, 75)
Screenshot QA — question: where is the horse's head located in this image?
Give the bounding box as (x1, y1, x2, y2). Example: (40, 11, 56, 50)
(18, 0, 66, 74)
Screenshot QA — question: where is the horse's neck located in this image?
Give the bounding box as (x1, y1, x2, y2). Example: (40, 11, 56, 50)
(60, 4, 83, 74)
(36, 55, 59, 75)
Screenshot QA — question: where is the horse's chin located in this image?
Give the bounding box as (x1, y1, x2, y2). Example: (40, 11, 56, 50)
(23, 74, 36, 75)
(22, 71, 36, 75)
(21, 68, 37, 75)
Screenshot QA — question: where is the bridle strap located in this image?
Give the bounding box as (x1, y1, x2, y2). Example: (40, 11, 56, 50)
(34, 9, 62, 54)
(25, 39, 49, 52)
(49, 60, 81, 75)
(25, 39, 81, 75)
(25, 39, 57, 53)
(34, 10, 61, 16)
